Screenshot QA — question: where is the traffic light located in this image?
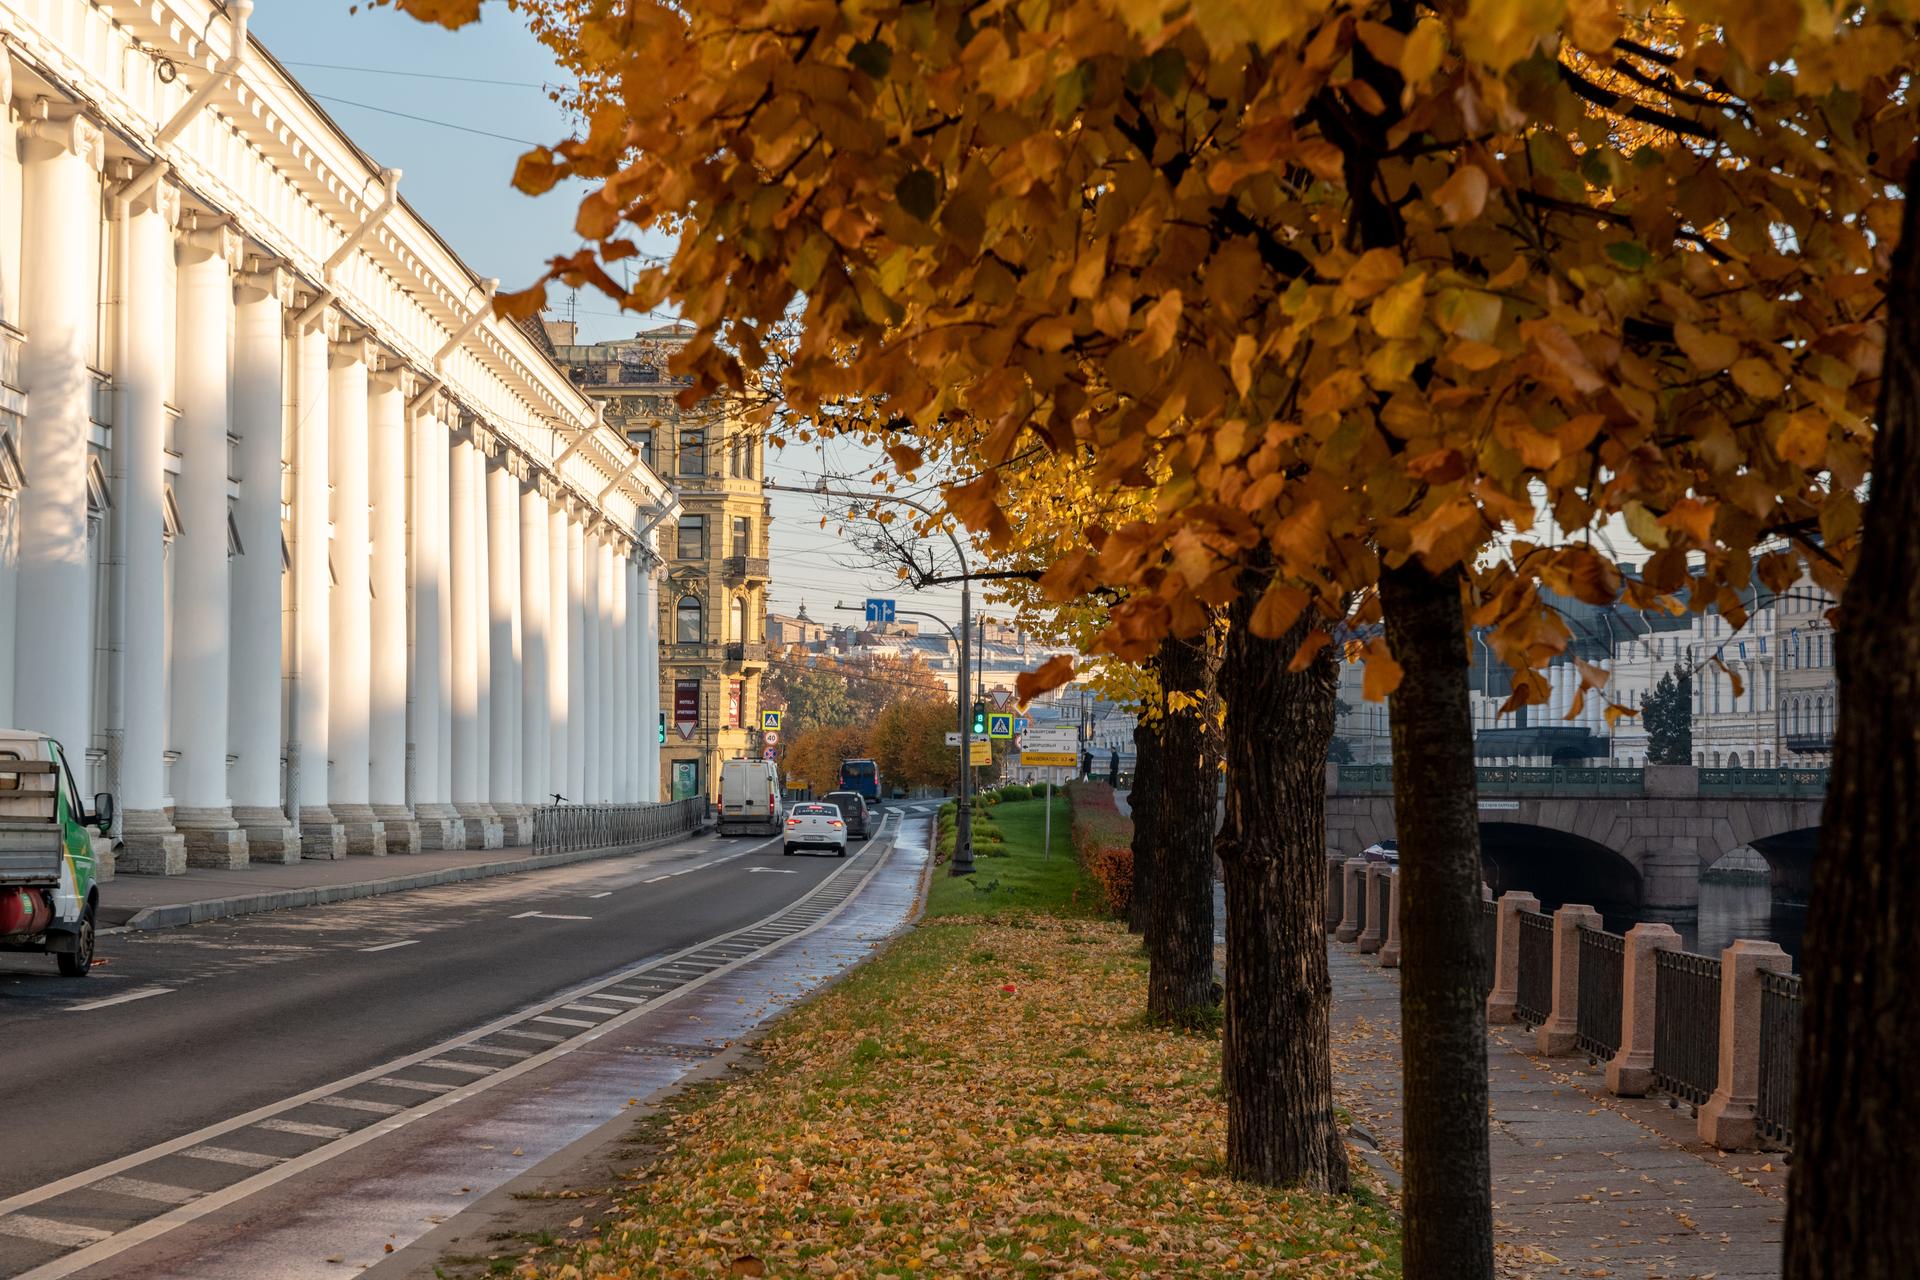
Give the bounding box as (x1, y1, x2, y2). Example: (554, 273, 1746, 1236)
(657, 712, 666, 745)
(970, 701, 986, 735)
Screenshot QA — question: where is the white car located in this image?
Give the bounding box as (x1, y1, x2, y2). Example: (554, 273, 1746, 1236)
(783, 802, 848, 857)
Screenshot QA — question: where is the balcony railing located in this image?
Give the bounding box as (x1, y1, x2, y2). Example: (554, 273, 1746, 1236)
(725, 642, 768, 664)
(723, 554, 770, 581)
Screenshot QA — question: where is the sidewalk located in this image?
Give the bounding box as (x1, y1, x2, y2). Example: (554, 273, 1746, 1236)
(1330, 948, 1787, 1279)
(98, 829, 713, 931)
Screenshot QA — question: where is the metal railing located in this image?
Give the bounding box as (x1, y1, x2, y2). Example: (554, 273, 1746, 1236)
(1699, 767, 1829, 797)
(1515, 909, 1555, 1027)
(532, 798, 703, 856)
(1653, 949, 1722, 1106)
(1326, 858, 1345, 931)
(1374, 871, 1392, 939)
(1576, 926, 1626, 1059)
(1337, 764, 1832, 798)
(1757, 970, 1803, 1147)
(1477, 898, 1499, 999)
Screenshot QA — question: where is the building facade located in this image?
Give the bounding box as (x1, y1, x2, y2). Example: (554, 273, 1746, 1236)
(550, 324, 771, 801)
(0, 1, 669, 875)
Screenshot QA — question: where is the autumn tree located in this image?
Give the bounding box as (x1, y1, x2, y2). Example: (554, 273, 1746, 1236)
(395, 0, 1914, 1269)
(870, 696, 958, 793)
(781, 724, 869, 795)
(763, 656, 854, 735)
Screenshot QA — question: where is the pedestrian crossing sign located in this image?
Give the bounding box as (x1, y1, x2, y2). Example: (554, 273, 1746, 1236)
(987, 712, 1013, 739)
(762, 709, 782, 731)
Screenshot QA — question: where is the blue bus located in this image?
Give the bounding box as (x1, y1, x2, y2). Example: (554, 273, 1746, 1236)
(839, 758, 881, 803)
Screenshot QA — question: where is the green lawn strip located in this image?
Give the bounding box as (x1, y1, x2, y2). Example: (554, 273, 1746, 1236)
(925, 794, 1104, 919)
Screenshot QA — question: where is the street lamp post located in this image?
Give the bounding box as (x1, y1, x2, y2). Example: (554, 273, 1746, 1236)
(766, 481, 976, 875)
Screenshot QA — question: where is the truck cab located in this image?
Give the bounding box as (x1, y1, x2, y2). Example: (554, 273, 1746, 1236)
(0, 732, 113, 976)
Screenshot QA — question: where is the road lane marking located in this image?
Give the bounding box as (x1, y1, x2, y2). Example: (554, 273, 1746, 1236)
(532, 1014, 597, 1029)
(419, 1059, 497, 1076)
(0, 1216, 112, 1248)
(66, 987, 172, 1013)
(562, 1002, 624, 1015)
(458, 1044, 532, 1059)
(510, 911, 592, 921)
(309, 1098, 405, 1116)
(89, 1178, 200, 1206)
(183, 1147, 282, 1170)
(586, 994, 649, 1005)
(2, 827, 903, 1280)
(255, 1119, 348, 1139)
(359, 940, 419, 953)
(642, 875, 669, 883)
(748, 868, 799, 874)
(588, 891, 613, 898)
(369, 1077, 457, 1094)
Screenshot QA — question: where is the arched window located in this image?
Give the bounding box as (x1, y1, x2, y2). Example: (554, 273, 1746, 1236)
(1711, 751, 1721, 767)
(1791, 698, 1802, 735)
(1695, 751, 1705, 766)
(1728, 751, 1741, 768)
(730, 596, 746, 642)
(675, 595, 703, 643)
(1763, 749, 1773, 767)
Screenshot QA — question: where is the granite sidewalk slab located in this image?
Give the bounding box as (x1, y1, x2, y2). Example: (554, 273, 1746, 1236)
(1330, 945, 1787, 1279)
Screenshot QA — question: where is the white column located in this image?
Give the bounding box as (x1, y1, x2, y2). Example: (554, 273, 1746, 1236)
(566, 517, 588, 804)
(609, 544, 631, 800)
(368, 369, 415, 852)
(486, 459, 525, 838)
(520, 484, 552, 807)
(547, 503, 570, 802)
(411, 404, 461, 848)
(290, 316, 343, 857)
(112, 182, 187, 872)
(596, 536, 617, 800)
(471, 444, 494, 818)
(448, 430, 497, 846)
(230, 265, 298, 861)
(580, 527, 603, 802)
(327, 338, 382, 854)
(171, 219, 247, 866)
(626, 559, 646, 800)
(639, 557, 661, 801)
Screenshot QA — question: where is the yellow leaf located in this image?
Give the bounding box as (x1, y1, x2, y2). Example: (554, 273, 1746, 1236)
(1249, 581, 1310, 639)
(1775, 411, 1829, 468)
(1229, 334, 1257, 396)
(1286, 629, 1332, 672)
(1399, 19, 1446, 83)
(1339, 248, 1406, 301)
(1016, 654, 1076, 702)
(1730, 357, 1784, 398)
(1369, 274, 1428, 341)
(1361, 639, 1404, 702)
(1139, 290, 1183, 359)
(1446, 340, 1507, 371)
(1674, 322, 1741, 372)
(1623, 500, 1668, 549)
(1431, 165, 1489, 225)
(1565, 0, 1625, 51)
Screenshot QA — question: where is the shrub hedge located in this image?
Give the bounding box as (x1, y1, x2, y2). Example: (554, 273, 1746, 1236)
(1065, 780, 1133, 918)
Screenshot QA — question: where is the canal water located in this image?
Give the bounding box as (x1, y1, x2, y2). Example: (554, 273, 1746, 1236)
(1607, 878, 1807, 968)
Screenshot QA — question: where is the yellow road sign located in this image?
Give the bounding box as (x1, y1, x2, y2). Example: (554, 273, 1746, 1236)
(1020, 751, 1077, 768)
(761, 709, 783, 731)
(987, 713, 1013, 739)
(968, 741, 992, 766)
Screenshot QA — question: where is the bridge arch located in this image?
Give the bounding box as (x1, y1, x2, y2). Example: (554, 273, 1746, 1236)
(1479, 822, 1644, 921)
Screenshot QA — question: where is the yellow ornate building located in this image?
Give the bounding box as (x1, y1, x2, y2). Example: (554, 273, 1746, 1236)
(550, 322, 772, 801)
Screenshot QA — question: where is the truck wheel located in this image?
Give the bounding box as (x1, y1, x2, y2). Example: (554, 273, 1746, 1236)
(57, 907, 95, 977)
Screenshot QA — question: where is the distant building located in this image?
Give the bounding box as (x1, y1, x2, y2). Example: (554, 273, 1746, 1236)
(552, 323, 773, 801)
(767, 604, 828, 650)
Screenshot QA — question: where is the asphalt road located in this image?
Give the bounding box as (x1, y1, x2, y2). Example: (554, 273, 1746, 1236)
(0, 811, 909, 1207)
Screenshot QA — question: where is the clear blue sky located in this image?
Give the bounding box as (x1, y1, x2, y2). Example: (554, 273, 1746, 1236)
(250, 3, 973, 630)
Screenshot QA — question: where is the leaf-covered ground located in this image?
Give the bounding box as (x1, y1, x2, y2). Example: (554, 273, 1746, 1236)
(509, 800, 1399, 1279)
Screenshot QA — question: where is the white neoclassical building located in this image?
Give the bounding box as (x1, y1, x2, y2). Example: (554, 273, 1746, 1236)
(0, 1, 671, 873)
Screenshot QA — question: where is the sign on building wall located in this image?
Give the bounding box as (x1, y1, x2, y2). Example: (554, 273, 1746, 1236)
(727, 680, 743, 728)
(674, 679, 700, 740)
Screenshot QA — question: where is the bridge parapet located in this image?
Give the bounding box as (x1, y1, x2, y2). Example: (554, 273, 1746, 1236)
(1334, 764, 1829, 800)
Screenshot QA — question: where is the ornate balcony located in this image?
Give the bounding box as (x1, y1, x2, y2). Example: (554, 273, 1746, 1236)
(724, 642, 769, 666)
(723, 554, 770, 582)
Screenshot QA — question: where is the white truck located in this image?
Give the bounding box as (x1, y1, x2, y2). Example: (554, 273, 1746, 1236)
(0, 731, 115, 976)
(718, 757, 784, 836)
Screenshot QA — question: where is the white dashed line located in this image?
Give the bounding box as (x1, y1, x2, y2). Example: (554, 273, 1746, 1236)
(562, 1002, 624, 1015)
(67, 987, 173, 1013)
(509, 911, 591, 921)
(309, 1098, 405, 1116)
(255, 1119, 348, 1139)
(588, 891, 613, 898)
(90, 1177, 200, 1206)
(368, 1077, 457, 1095)
(0, 1214, 113, 1247)
(531, 1015, 596, 1029)
(418, 1059, 497, 1076)
(359, 940, 419, 953)
(183, 1147, 283, 1170)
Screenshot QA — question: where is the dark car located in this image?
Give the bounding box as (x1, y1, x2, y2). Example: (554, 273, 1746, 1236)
(823, 790, 872, 838)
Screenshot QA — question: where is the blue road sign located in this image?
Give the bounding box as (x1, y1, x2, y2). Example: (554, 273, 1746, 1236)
(864, 597, 897, 623)
(1013, 716, 1029, 734)
(987, 712, 1013, 740)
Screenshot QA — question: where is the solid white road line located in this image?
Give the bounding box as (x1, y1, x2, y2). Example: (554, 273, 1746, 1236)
(509, 911, 592, 921)
(89, 1178, 201, 1206)
(458, 1044, 532, 1059)
(531, 1014, 596, 1029)
(255, 1119, 348, 1139)
(418, 1059, 497, 1076)
(588, 891, 613, 898)
(585, 994, 649, 1005)
(359, 940, 419, 953)
(495, 1029, 566, 1043)
(562, 1002, 624, 1015)
(0, 1216, 112, 1248)
(66, 987, 172, 1013)
(183, 1147, 282, 1170)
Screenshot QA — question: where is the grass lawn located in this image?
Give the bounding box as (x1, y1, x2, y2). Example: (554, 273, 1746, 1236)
(925, 794, 1106, 920)
(497, 794, 1402, 1279)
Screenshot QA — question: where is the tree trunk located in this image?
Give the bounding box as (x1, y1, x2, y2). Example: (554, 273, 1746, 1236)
(1216, 580, 1350, 1190)
(1783, 163, 1920, 1279)
(1128, 712, 1162, 936)
(1148, 632, 1221, 1023)
(1380, 559, 1492, 1278)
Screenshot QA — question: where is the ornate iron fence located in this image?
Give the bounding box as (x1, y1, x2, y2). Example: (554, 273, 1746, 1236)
(1653, 949, 1722, 1107)
(1515, 909, 1555, 1027)
(532, 798, 703, 856)
(1699, 767, 1828, 797)
(1576, 926, 1626, 1060)
(1477, 898, 1499, 999)
(1374, 871, 1392, 940)
(1757, 970, 1803, 1147)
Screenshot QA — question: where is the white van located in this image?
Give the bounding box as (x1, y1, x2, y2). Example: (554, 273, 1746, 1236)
(719, 758, 783, 835)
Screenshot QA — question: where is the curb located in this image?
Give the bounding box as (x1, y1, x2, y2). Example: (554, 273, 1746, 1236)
(105, 825, 715, 932)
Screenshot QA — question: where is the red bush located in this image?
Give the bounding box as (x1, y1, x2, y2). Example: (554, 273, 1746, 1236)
(1066, 781, 1134, 918)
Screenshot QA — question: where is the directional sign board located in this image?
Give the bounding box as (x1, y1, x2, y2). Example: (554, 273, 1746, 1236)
(987, 712, 1013, 740)
(945, 731, 962, 746)
(761, 709, 783, 731)
(1022, 726, 1079, 753)
(1020, 751, 1079, 768)
(863, 597, 896, 623)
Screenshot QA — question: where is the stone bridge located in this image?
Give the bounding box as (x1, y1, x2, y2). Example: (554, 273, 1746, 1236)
(1325, 764, 1826, 920)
